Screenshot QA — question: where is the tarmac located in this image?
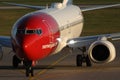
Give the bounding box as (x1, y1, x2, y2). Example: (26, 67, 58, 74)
(0, 41, 120, 80)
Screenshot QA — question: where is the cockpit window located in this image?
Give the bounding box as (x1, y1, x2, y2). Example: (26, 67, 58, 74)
(26, 30, 36, 34)
(17, 30, 25, 34)
(17, 29, 42, 35)
(36, 29, 42, 35)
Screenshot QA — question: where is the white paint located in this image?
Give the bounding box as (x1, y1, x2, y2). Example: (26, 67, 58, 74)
(40, 4, 83, 54)
(42, 42, 58, 49)
(88, 40, 116, 63)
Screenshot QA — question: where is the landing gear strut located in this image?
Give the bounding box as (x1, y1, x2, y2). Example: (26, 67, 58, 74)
(23, 61, 34, 77)
(76, 47, 92, 67)
(12, 55, 21, 68)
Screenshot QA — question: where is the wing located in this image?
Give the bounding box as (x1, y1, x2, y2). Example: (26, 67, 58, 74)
(67, 33, 120, 48)
(67, 33, 120, 63)
(0, 36, 11, 60)
(2, 2, 120, 11)
(0, 36, 12, 48)
(81, 4, 120, 12)
(2, 2, 46, 10)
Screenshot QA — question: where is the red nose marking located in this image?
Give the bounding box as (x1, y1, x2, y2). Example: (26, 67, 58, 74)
(12, 12, 60, 61)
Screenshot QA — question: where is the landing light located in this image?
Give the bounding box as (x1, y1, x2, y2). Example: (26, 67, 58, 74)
(57, 38, 61, 42)
(68, 40, 75, 45)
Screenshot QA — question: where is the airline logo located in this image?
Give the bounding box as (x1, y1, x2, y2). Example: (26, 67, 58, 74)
(42, 42, 58, 49)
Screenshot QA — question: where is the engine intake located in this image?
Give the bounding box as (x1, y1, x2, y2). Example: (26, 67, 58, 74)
(88, 40, 116, 63)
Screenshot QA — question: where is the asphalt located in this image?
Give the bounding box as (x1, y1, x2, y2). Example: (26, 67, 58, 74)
(0, 41, 120, 80)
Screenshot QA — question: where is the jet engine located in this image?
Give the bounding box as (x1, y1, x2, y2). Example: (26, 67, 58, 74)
(88, 40, 116, 63)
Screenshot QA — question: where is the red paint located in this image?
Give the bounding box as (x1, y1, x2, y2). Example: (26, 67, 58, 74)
(11, 12, 60, 61)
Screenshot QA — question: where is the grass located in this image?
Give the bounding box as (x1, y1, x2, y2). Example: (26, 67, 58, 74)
(0, 0, 120, 6)
(74, 0, 120, 4)
(0, 9, 34, 35)
(0, 0, 61, 6)
(82, 8, 120, 36)
(0, 0, 119, 36)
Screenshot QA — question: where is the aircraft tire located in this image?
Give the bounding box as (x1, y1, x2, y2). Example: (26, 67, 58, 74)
(76, 55, 82, 66)
(26, 68, 29, 77)
(12, 55, 20, 68)
(86, 55, 92, 67)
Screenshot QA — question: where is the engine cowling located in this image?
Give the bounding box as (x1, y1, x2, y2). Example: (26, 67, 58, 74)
(88, 40, 116, 63)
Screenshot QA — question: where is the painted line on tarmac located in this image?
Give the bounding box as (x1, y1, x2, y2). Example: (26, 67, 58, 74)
(29, 49, 73, 80)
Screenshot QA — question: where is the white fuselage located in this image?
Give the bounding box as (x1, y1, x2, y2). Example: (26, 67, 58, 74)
(40, 5, 84, 54)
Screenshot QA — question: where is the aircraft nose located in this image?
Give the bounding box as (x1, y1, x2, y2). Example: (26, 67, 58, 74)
(22, 36, 35, 60)
(21, 35, 52, 61)
(14, 12, 60, 61)
(21, 35, 41, 60)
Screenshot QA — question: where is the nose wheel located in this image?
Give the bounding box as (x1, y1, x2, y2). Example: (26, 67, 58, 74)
(23, 61, 34, 77)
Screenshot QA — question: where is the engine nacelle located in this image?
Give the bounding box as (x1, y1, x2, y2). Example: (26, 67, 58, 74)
(88, 40, 116, 63)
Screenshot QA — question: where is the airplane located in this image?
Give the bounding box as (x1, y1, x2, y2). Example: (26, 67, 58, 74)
(0, 0, 120, 77)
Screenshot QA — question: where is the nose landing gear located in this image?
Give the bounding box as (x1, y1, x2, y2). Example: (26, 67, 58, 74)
(12, 55, 34, 77)
(23, 61, 34, 77)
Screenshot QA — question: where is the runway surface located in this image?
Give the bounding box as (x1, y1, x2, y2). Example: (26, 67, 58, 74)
(0, 41, 120, 80)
